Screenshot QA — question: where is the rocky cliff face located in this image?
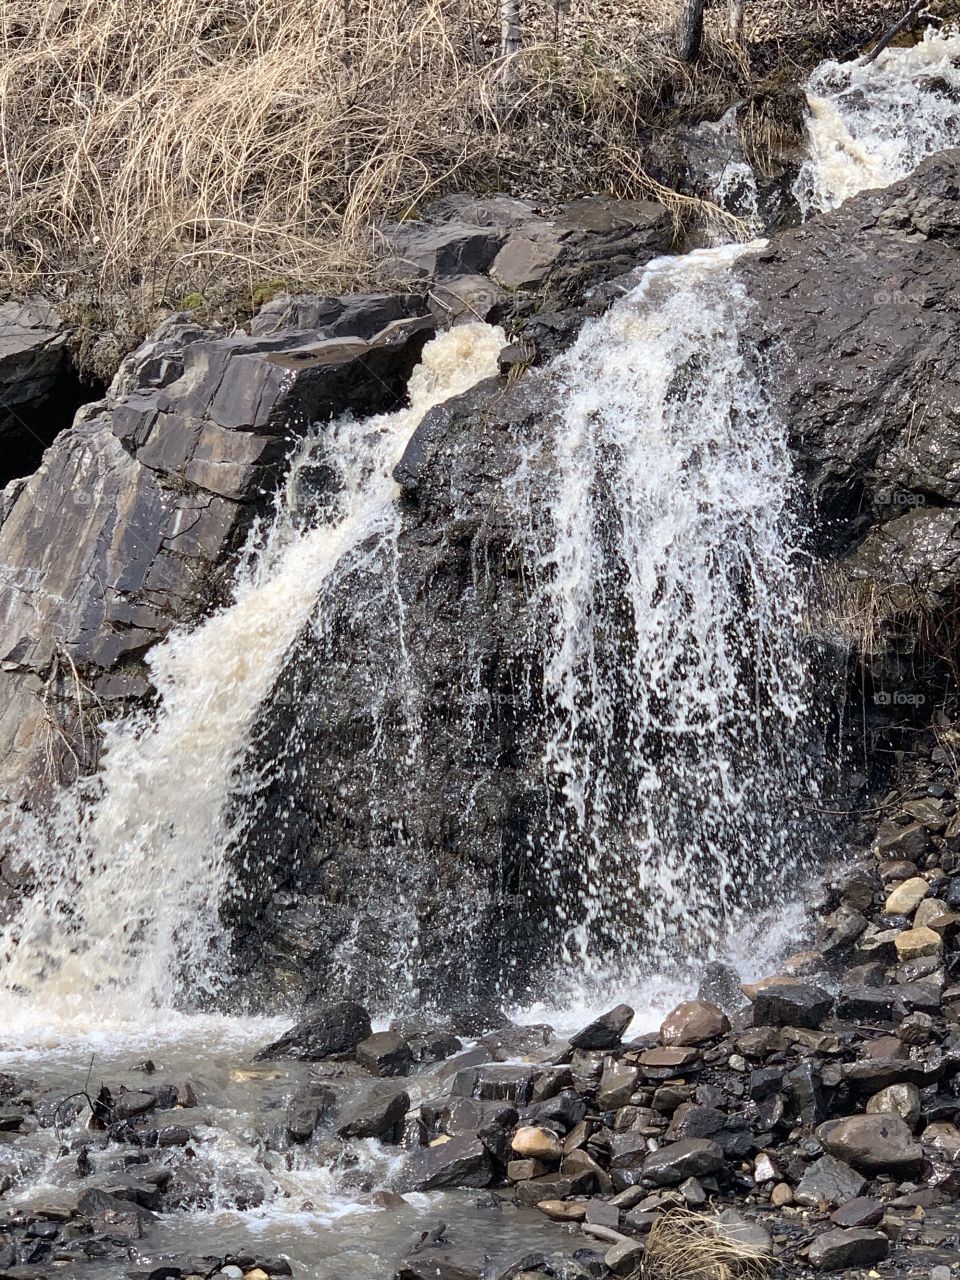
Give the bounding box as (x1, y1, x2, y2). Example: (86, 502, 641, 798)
(3, 162, 960, 1011)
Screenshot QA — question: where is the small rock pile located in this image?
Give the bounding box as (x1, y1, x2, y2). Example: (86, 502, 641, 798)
(248, 757, 960, 1280)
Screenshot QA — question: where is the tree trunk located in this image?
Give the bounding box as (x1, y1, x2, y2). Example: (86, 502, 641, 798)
(499, 0, 522, 102)
(501, 0, 521, 60)
(679, 0, 707, 62)
(728, 0, 745, 42)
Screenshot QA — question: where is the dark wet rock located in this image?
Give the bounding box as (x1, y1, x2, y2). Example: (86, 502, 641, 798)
(830, 1197, 885, 1228)
(794, 1156, 867, 1208)
(514, 1170, 597, 1204)
(0, 308, 432, 798)
(597, 1061, 640, 1109)
(480, 1024, 554, 1061)
(112, 1089, 157, 1121)
(77, 1188, 155, 1240)
(807, 1228, 889, 1271)
(255, 1000, 372, 1061)
(336, 1083, 410, 1139)
(395, 1256, 483, 1280)
(817, 1114, 923, 1174)
(841, 1056, 940, 1092)
(285, 1082, 337, 1143)
(785, 1060, 829, 1126)
(641, 1139, 724, 1187)
(452, 1065, 539, 1105)
(356, 1031, 414, 1077)
(568, 1005, 634, 1050)
(738, 151, 960, 556)
(395, 1135, 494, 1192)
(750, 983, 833, 1029)
(0, 299, 95, 487)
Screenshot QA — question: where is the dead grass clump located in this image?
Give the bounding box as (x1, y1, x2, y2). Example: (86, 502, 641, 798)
(0, 0, 904, 371)
(641, 1209, 771, 1280)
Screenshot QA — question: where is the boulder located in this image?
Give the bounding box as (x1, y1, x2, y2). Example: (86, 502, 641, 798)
(641, 1139, 725, 1187)
(794, 1156, 867, 1208)
(750, 983, 833, 1029)
(830, 1198, 884, 1228)
(568, 1004, 634, 1050)
(659, 1000, 730, 1046)
(356, 1031, 413, 1077)
(597, 1060, 640, 1110)
(865, 1082, 922, 1128)
(335, 1083, 409, 1139)
(807, 1228, 889, 1271)
(511, 1127, 563, 1161)
(285, 1082, 336, 1143)
(817, 1114, 923, 1174)
(395, 1135, 493, 1192)
(894, 926, 942, 960)
(256, 1001, 372, 1061)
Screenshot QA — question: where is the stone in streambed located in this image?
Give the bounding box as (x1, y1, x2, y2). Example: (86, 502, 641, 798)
(794, 1156, 866, 1208)
(807, 1228, 889, 1271)
(395, 1254, 483, 1280)
(569, 1004, 634, 1050)
(285, 1082, 336, 1143)
(750, 983, 833, 1029)
(660, 1000, 730, 1046)
(77, 1188, 156, 1240)
(335, 1083, 409, 1139)
(604, 1240, 645, 1276)
(511, 1126, 562, 1161)
(885, 877, 930, 916)
(817, 1114, 923, 1173)
(866, 1082, 921, 1128)
(356, 1031, 413, 1077)
(255, 1000, 372, 1061)
(830, 1197, 884, 1228)
(536, 1199, 586, 1221)
(597, 1061, 640, 1109)
(895, 926, 941, 960)
(641, 1138, 724, 1187)
(395, 1134, 493, 1192)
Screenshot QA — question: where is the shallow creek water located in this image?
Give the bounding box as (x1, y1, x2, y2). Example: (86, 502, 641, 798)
(0, 1015, 583, 1278)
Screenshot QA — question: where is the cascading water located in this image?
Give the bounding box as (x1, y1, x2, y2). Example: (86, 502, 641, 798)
(512, 244, 819, 1000)
(795, 27, 960, 214)
(0, 322, 506, 1023)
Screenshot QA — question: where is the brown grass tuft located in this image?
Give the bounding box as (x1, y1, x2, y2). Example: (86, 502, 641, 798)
(0, 0, 905, 370)
(641, 1208, 771, 1280)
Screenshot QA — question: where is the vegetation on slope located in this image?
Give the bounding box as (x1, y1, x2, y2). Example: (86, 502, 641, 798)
(0, 0, 905, 372)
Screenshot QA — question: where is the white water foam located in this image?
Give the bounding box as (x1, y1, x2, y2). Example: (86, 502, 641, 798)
(512, 243, 819, 996)
(0, 322, 505, 1029)
(795, 28, 960, 214)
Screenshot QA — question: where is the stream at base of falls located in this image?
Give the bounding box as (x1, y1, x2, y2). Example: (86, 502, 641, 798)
(1, 29, 959, 1280)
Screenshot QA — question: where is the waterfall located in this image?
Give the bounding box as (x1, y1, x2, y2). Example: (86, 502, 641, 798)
(513, 245, 818, 995)
(0, 323, 505, 1019)
(795, 28, 960, 214)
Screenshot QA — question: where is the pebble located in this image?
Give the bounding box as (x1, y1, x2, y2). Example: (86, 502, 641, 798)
(884, 876, 930, 915)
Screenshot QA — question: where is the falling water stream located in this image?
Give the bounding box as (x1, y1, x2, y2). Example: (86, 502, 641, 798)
(0, 29, 958, 1280)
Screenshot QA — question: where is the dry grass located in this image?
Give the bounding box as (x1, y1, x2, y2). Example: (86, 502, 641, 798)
(0, 0, 904, 372)
(641, 1209, 771, 1280)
